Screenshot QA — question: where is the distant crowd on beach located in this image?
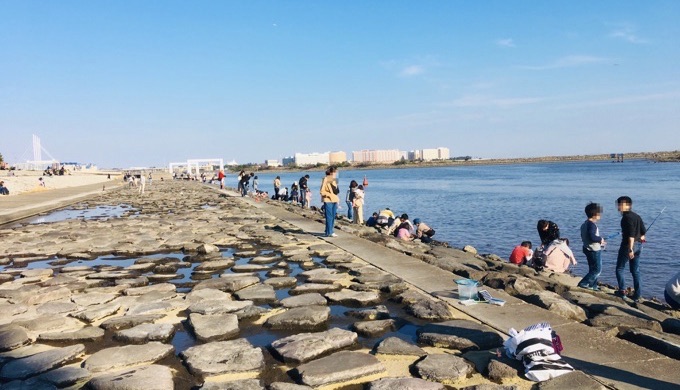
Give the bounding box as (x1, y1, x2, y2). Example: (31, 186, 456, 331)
(508, 197, 678, 309)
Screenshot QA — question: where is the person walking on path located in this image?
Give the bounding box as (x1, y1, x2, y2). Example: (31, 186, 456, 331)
(138, 173, 146, 195)
(578, 203, 606, 291)
(217, 169, 226, 189)
(615, 196, 646, 301)
(320, 167, 340, 237)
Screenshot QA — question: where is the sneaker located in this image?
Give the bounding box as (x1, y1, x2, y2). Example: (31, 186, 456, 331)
(326, 233, 338, 238)
(614, 290, 626, 298)
(591, 286, 601, 292)
(577, 284, 590, 290)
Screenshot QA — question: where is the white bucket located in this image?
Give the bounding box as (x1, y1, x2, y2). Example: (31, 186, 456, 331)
(456, 279, 479, 300)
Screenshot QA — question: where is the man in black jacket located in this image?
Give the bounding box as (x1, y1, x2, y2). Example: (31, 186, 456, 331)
(615, 196, 646, 301)
(298, 174, 310, 207)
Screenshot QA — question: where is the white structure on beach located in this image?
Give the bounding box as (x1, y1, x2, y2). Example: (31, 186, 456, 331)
(352, 149, 403, 163)
(168, 158, 224, 175)
(15, 134, 60, 171)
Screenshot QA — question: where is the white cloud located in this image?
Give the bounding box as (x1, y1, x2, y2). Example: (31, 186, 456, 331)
(496, 38, 515, 48)
(609, 26, 647, 44)
(558, 91, 680, 109)
(400, 65, 425, 77)
(521, 55, 609, 70)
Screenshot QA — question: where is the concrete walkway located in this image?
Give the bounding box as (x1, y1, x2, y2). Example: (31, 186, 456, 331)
(2, 183, 678, 389)
(0, 181, 123, 225)
(242, 194, 680, 390)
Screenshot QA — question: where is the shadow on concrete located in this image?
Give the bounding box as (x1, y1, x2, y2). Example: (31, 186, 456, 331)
(563, 355, 679, 389)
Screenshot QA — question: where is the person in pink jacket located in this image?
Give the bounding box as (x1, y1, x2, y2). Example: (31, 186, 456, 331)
(543, 238, 577, 273)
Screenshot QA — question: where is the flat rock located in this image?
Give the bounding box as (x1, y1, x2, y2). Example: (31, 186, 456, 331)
(487, 359, 518, 382)
(0, 325, 30, 351)
(406, 299, 455, 320)
(188, 299, 253, 315)
(200, 379, 263, 390)
(70, 292, 118, 307)
(367, 377, 446, 390)
(12, 314, 84, 335)
(87, 364, 174, 390)
(189, 313, 239, 342)
(345, 306, 390, 320)
(268, 383, 313, 390)
(181, 339, 264, 377)
(234, 284, 277, 303)
(83, 342, 174, 373)
(325, 289, 381, 306)
(263, 277, 297, 288)
(231, 264, 270, 273)
(374, 336, 427, 357)
(15, 286, 72, 306)
(270, 328, 358, 364)
(36, 301, 78, 315)
(34, 365, 91, 387)
(124, 283, 176, 296)
(99, 314, 165, 330)
(264, 306, 330, 330)
(114, 323, 176, 343)
(0, 344, 85, 380)
(185, 288, 232, 303)
(351, 319, 396, 337)
(71, 301, 120, 323)
(194, 259, 235, 272)
(289, 283, 342, 296)
(250, 255, 279, 265)
(194, 275, 260, 292)
(280, 293, 327, 308)
(415, 354, 473, 383)
(418, 320, 504, 351)
(197, 244, 220, 254)
(38, 326, 105, 342)
(0, 303, 29, 317)
(20, 269, 54, 279)
(293, 350, 385, 387)
(525, 291, 587, 322)
(587, 313, 662, 332)
(620, 328, 680, 359)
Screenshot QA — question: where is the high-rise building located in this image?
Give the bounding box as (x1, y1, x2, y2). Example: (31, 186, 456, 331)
(328, 151, 347, 164)
(352, 149, 402, 163)
(294, 152, 330, 166)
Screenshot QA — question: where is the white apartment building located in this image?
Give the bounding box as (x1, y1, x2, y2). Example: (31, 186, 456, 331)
(294, 152, 330, 166)
(352, 149, 403, 163)
(409, 147, 450, 161)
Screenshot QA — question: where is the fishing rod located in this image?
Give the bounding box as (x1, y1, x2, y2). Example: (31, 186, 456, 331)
(603, 206, 666, 249)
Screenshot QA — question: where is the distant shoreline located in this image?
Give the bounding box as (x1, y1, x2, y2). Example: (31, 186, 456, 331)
(230, 150, 679, 174)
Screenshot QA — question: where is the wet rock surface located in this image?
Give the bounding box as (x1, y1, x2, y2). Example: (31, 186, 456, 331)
(415, 354, 474, 383)
(270, 328, 358, 363)
(418, 320, 504, 351)
(293, 350, 385, 387)
(87, 364, 174, 390)
(83, 342, 174, 373)
(181, 339, 264, 377)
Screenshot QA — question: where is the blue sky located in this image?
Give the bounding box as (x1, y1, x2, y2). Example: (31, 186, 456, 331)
(1, 1, 679, 168)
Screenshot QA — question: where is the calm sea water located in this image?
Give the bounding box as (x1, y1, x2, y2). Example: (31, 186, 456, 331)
(248, 160, 679, 299)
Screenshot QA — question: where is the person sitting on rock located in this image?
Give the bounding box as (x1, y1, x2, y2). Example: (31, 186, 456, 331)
(413, 218, 435, 243)
(366, 212, 379, 227)
(665, 271, 680, 310)
(376, 208, 395, 228)
(0, 181, 9, 195)
(542, 238, 577, 273)
(537, 219, 560, 247)
(389, 214, 414, 237)
(509, 241, 533, 265)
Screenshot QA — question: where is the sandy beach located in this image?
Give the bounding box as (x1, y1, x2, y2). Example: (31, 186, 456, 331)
(0, 171, 119, 197)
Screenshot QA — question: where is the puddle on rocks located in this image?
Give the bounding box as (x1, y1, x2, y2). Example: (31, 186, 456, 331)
(2, 246, 433, 388)
(7, 204, 137, 227)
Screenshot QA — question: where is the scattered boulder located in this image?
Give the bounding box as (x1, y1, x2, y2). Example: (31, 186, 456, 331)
(0, 344, 85, 380)
(188, 299, 253, 315)
(367, 377, 446, 390)
(280, 293, 327, 308)
(264, 306, 330, 330)
(99, 314, 165, 331)
(289, 283, 342, 296)
(33, 366, 90, 388)
(181, 339, 264, 378)
(71, 301, 121, 323)
(525, 291, 587, 322)
(487, 359, 518, 383)
(415, 354, 473, 383)
(234, 284, 277, 304)
(83, 342, 174, 373)
(0, 325, 30, 351)
(351, 319, 396, 337)
(324, 289, 381, 306)
(189, 313, 239, 342)
(87, 364, 174, 390)
(270, 328, 358, 364)
(406, 299, 455, 320)
(418, 320, 504, 351)
(38, 327, 105, 342)
(293, 350, 385, 387)
(373, 337, 427, 357)
(114, 323, 176, 343)
(345, 305, 390, 320)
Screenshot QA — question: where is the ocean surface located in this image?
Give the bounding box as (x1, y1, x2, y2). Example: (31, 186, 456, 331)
(248, 160, 679, 300)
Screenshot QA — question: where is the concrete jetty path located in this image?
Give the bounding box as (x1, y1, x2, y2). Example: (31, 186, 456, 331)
(1, 182, 679, 389)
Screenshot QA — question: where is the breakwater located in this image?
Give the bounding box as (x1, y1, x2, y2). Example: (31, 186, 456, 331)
(0, 180, 678, 389)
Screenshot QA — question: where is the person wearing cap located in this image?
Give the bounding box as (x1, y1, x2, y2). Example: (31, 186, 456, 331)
(0, 181, 9, 195)
(414, 218, 435, 243)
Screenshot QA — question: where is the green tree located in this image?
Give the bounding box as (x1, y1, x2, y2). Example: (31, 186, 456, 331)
(0, 152, 4, 163)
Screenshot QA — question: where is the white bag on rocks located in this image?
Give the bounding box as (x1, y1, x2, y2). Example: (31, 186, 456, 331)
(504, 322, 574, 382)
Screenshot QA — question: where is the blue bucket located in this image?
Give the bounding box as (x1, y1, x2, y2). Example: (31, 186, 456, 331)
(455, 279, 479, 300)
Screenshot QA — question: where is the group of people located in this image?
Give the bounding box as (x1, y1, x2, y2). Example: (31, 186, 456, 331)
(269, 175, 312, 207)
(509, 196, 651, 303)
(364, 209, 436, 243)
(123, 172, 151, 195)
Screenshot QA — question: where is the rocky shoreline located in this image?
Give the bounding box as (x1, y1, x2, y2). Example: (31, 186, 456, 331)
(0, 180, 678, 389)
